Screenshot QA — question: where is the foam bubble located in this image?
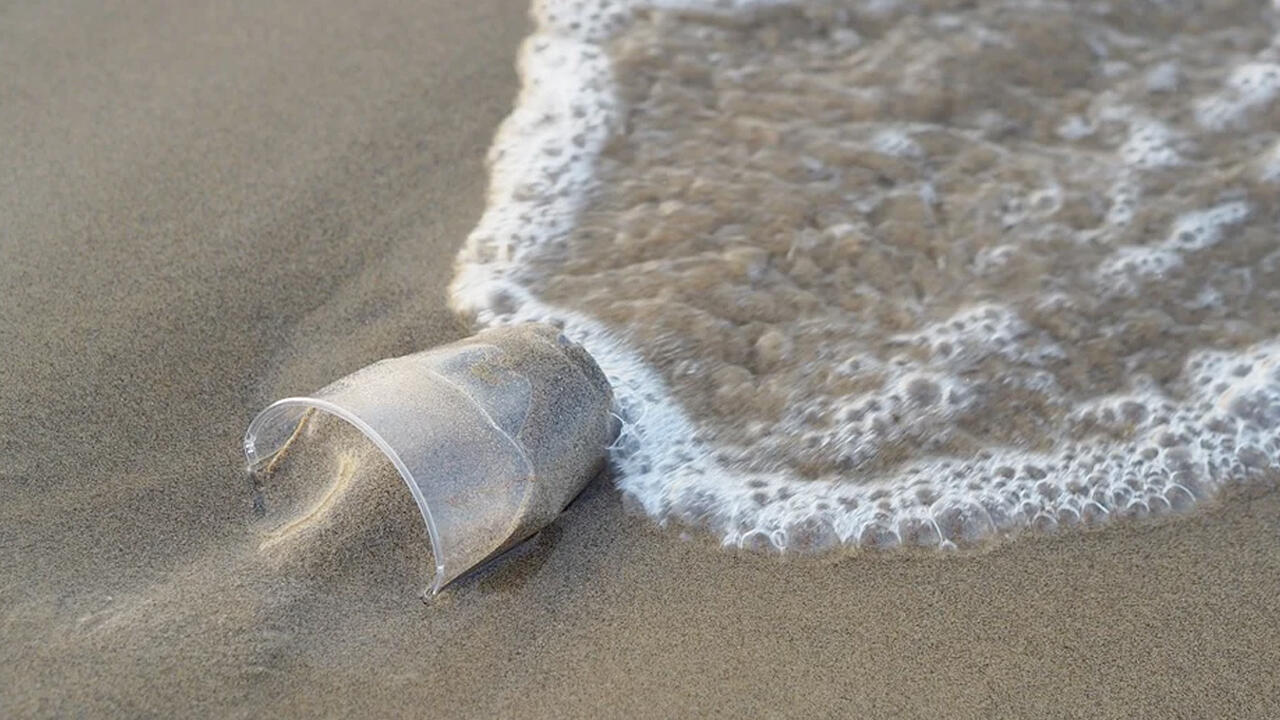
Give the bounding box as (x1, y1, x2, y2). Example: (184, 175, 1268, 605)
(1119, 118, 1183, 169)
(1097, 201, 1251, 294)
(1196, 62, 1280, 130)
(871, 129, 924, 159)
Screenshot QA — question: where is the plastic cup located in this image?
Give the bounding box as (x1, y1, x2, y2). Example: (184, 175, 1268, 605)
(243, 324, 615, 593)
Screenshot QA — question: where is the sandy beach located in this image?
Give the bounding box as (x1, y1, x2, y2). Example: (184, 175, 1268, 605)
(3, 0, 1280, 717)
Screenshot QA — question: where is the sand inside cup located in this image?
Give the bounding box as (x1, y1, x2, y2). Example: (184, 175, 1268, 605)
(249, 323, 617, 591)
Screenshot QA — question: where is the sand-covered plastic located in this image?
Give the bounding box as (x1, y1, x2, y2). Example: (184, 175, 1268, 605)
(243, 324, 616, 593)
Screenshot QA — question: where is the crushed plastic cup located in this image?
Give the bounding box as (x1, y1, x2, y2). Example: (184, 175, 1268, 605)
(243, 324, 616, 593)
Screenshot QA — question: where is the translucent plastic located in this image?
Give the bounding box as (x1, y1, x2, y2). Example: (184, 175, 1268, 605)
(244, 325, 615, 593)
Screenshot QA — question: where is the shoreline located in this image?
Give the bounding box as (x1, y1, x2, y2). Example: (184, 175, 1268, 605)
(2, 0, 1279, 716)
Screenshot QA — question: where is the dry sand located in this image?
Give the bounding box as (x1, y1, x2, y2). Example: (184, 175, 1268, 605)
(2, 0, 1279, 717)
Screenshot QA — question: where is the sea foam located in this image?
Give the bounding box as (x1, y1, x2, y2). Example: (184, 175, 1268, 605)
(452, 0, 1280, 552)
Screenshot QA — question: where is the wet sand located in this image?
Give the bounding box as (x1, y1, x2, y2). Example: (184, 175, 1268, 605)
(2, 0, 1279, 717)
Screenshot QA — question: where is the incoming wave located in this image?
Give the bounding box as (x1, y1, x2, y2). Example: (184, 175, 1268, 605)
(451, 0, 1280, 552)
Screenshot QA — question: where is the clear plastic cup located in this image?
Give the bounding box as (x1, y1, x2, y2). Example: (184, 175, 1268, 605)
(243, 324, 615, 593)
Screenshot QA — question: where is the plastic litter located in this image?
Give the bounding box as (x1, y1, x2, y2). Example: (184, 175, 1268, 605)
(243, 323, 615, 593)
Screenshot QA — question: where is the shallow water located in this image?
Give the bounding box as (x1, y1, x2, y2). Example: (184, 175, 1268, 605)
(453, 0, 1280, 552)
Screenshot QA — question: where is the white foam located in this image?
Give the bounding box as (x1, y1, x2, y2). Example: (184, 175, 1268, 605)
(1166, 202, 1252, 251)
(1056, 115, 1094, 141)
(1195, 62, 1280, 130)
(1104, 174, 1140, 227)
(451, 0, 1280, 554)
(871, 129, 924, 159)
(1096, 201, 1251, 295)
(1118, 118, 1182, 169)
(892, 304, 1066, 371)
